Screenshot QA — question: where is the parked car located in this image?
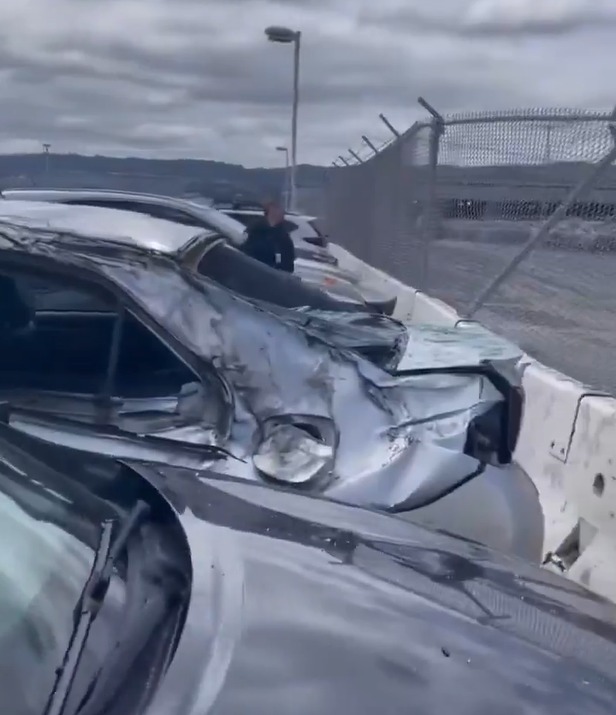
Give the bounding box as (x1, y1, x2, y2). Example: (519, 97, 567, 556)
(217, 201, 331, 249)
(0, 200, 540, 559)
(3, 422, 616, 715)
(2, 188, 376, 312)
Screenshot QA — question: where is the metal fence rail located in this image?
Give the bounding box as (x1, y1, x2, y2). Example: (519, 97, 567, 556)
(325, 105, 616, 392)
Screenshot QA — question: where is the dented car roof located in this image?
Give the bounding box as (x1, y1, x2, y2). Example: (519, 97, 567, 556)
(0, 199, 522, 373)
(0, 199, 212, 254)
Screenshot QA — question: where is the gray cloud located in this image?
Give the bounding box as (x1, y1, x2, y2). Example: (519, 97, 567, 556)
(360, 0, 616, 36)
(0, 0, 613, 165)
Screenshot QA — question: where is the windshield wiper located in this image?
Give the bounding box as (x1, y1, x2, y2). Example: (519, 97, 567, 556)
(43, 500, 150, 715)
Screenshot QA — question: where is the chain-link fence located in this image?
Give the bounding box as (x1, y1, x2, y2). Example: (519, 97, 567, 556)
(325, 107, 616, 392)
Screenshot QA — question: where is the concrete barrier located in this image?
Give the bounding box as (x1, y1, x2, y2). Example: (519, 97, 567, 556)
(332, 242, 616, 603)
(412, 292, 460, 325)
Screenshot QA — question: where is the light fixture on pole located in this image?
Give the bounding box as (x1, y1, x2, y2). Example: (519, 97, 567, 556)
(265, 25, 301, 212)
(276, 145, 290, 210)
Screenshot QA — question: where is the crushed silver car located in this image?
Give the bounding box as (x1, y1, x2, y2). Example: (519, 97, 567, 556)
(0, 200, 542, 560)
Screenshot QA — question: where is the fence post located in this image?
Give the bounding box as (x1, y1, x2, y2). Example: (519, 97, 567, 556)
(417, 97, 444, 291)
(392, 121, 423, 285)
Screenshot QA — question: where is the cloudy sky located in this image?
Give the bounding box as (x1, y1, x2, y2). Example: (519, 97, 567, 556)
(0, 0, 614, 166)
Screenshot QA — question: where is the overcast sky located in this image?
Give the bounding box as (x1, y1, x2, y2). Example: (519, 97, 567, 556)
(0, 0, 614, 166)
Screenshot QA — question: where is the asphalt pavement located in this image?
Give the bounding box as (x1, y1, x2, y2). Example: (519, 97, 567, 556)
(422, 240, 616, 393)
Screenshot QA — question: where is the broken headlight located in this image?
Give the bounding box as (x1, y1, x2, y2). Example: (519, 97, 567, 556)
(253, 415, 337, 487)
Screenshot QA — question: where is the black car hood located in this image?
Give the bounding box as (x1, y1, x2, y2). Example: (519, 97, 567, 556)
(140, 466, 616, 715)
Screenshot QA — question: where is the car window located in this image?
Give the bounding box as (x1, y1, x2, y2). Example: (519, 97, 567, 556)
(307, 219, 326, 237)
(0, 426, 184, 715)
(304, 219, 328, 247)
(224, 212, 261, 230)
(0, 266, 224, 434)
(65, 199, 204, 229)
(125, 203, 204, 228)
(15, 273, 109, 312)
(0, 457, 109, 715)
(193, 208, 247, 241)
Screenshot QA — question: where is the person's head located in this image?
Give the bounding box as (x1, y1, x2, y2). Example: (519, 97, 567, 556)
(264, 201, 284, 226)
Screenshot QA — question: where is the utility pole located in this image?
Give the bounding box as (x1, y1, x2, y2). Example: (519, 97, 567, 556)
(265, 26, 302, 212)
(42, 143, 51, 176)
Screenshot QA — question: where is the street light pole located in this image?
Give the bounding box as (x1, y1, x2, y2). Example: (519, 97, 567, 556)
(42, 143, 51, 176)
(290, 31, 300, 213)
(265, 25, 301, 213)
(276, 145, 290, 210)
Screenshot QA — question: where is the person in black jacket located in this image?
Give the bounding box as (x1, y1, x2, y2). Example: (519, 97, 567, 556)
(241, 201, 295, 273)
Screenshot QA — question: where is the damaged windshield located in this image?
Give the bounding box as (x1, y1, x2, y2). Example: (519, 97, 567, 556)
(0, 436, 118, 715)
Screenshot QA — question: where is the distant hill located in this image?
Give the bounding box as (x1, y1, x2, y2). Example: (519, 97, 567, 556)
(0, 152, 331, 205)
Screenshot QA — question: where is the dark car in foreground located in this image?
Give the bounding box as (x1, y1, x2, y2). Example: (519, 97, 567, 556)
(3, 422, 616, 715)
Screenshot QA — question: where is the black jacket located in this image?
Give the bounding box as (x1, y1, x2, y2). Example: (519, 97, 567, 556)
(241, 219, 295, 272)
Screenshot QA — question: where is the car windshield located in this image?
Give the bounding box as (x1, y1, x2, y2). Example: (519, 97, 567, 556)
(221, 211, 259, 230)
(307, 219, 326, 239)
(0, 432, 123, 715)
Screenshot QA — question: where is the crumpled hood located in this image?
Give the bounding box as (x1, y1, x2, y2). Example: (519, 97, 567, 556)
(6, 231, 515, 506)
(394, 321, 523, 372)
(260, 306, 409, 371)
(87, 257, 508, 495)
(271, 308, 523, 374)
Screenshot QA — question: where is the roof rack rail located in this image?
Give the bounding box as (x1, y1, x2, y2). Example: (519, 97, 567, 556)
(213, 199, 265, 211)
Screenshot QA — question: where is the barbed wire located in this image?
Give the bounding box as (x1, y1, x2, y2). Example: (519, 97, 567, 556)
(333, 104, 615, 166)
